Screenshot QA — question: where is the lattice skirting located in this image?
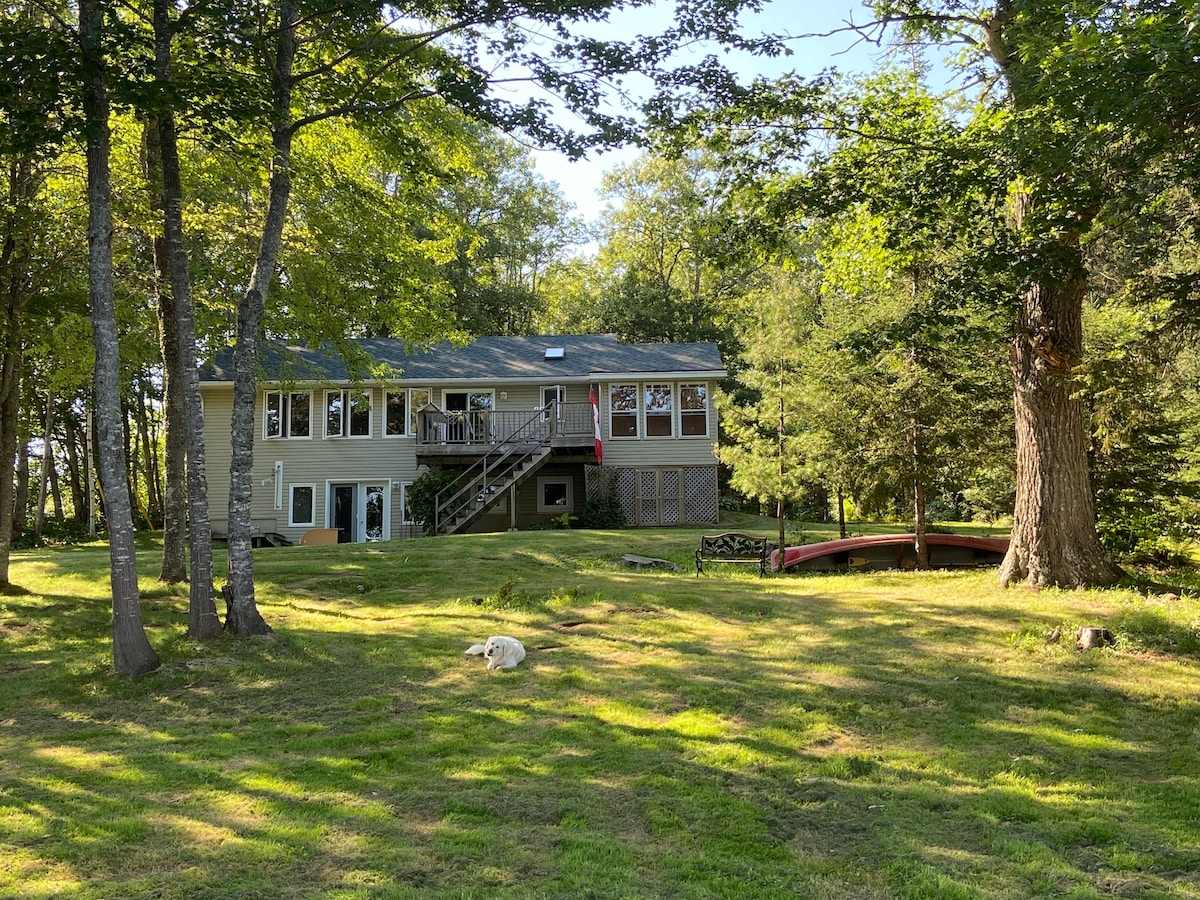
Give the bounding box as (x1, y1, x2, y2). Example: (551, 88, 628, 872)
(588, 465, 718, 526)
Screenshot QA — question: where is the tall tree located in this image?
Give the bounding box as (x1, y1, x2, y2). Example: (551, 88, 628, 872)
(218, 0, 772, 630)
(79, 0, 160, 674)
(146, 0, 221, 638)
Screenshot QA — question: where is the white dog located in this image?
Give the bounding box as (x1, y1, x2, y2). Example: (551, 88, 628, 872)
(464, 635, 526, 671)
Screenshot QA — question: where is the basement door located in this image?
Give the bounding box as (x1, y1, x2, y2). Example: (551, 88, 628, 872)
(328, 482, 391, 542)
(636, 468, 684, 526)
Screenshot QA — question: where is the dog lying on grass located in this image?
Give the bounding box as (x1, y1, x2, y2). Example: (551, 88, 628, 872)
(464, 635, 526, 671)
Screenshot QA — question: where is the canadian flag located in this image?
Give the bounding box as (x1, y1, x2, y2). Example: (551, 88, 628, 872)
(589, 385, 603, 465)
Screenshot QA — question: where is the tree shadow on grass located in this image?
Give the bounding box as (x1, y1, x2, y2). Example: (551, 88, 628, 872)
(5, 551, 1200, 898)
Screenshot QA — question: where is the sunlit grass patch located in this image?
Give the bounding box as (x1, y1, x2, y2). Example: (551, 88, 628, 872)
(3, 527, 1200, 898)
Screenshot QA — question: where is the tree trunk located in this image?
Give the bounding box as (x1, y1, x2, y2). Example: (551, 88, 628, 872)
(142, 121, 188, 584)
(911, 421, 929, 570)
(80, 0, 160, 675)
(0, 153, 36, 588)
(62, 406, 85, 524)
(35, 391, 53, 536)
(225, 0, 298, 636)
(151, 0, 220, 637)
(997, 191, 1123, 589)
(13, 424, 29, 541)
(836, 484, 846, 539)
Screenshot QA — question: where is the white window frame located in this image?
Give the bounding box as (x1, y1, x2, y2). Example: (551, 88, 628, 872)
(408, 387, 432, 436)
(264, 390, 312, 439)
(680, 382, 710, 438)
(289, 483, 316, 527)
(537, 476, 573, 514)
(644, 383, 674, 438)
(541, 384, 564, 421)
(398, 481, 415, 524)
(324, 389, 372, 439)
(384, 391, 408, 438)
(609, 383, 638, 439)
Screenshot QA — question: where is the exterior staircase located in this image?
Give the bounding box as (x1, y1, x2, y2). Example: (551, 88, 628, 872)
(433, 433, 554, 535)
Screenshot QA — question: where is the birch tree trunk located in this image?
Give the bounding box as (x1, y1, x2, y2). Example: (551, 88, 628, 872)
(80, 0, 161, 675)
(224, 0, 297, 636)
(151, 0, 220, 638)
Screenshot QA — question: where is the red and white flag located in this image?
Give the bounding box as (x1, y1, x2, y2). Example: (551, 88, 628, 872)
(589, 385, 603, 464)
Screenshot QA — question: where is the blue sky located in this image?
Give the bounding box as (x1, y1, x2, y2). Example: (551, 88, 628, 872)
(519, 1, 892, 222)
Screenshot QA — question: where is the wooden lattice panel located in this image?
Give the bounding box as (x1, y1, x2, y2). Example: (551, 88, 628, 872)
(662, 470, 681, 525)
(684, 466, 719, 524)
(616, 468, 638, 525)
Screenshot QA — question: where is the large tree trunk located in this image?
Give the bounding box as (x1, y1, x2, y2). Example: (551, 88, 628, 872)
(143, 120, 187, 583)
(80, 0, 160, 675)
(0, 154, 35, 588)
(997, 194, 1122, 588)
(983, 5, 1123, 590)
(224, 0, 297, 636)
(151, 0, 220, 637)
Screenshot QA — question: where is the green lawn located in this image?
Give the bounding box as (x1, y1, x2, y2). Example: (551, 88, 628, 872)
(2, 524, 1199, 899)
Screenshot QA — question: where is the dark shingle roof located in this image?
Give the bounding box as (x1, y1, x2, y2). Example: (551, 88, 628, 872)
(199, 334, 725, 384)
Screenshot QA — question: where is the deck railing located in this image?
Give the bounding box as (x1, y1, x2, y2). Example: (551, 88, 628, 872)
(417, 401, 593, 446)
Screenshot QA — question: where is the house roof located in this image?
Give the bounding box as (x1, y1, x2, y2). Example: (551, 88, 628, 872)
(199, 334, 726, 385)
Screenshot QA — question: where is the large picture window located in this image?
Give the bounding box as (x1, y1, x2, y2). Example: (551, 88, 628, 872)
(610, 384, 638, 437)
(644, 383, 673, 437)
(680, 383, 709, 437)
(289, 484, 315, 527)
(265, 391, 311, 438)
(325, 390, 372, 438)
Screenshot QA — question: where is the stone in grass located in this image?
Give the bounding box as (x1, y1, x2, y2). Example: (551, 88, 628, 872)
(621, 554, 681, 573)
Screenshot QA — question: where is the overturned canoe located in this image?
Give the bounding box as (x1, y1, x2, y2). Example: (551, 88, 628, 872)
(772, 533, 1010, 573)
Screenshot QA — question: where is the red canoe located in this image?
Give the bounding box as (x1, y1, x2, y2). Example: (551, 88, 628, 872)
(772, 533, 1010, 573)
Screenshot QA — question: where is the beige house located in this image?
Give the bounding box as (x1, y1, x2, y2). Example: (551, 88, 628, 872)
(198, 334, 726, 544)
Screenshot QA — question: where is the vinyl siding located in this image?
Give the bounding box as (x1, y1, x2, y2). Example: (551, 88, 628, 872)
(200, 375, 718, 540)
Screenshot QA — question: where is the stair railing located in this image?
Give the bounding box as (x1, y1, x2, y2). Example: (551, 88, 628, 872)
(433, 406, 550, 533)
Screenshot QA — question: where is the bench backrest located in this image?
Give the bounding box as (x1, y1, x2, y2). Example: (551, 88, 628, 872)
(699, 532, 769, 558)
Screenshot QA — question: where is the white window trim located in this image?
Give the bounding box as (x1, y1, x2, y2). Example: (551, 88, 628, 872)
(264, 390, 313, 440)
(541, 384, 564, 421)
(384, 391, 409, 438)
(537, 476, 573, 514)
(679, 382, 710, 439)
(324, 389, 373, 439)
(407, 387, 432, 437)
(289, 483, 316, 527)
(644, 382, 675, 439)
(398, 481, 415, 524)
(609, 383, 639, 440)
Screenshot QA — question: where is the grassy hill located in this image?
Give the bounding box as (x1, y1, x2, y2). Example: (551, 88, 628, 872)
(3, 526, 1198, 899)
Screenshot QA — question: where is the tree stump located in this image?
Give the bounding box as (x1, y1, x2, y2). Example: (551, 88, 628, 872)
(1077, 626, 1115, 651)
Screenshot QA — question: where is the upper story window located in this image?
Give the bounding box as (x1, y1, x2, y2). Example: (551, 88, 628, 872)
(385, 391, 407, 436)
(265, 391, 311, 438)
(680, 383, 709, 437)
(610, 384, 638, 437)
(644, 383, 673, 437)
(325, 390, 372, 438)
(408, 388, 431, 436)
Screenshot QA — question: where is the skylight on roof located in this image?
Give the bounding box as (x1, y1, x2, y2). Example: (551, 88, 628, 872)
(545, 347, 565, 360)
